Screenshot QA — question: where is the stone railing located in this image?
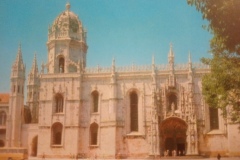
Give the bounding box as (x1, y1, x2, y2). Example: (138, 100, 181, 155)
(85, 62, 209, 74)
(85, 66, 111, 73)
(116, 64, 152, 72)
(48, 31, 84, 41)
(192, 63, 210, 69)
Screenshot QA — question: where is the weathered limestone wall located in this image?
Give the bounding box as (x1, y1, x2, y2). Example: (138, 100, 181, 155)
(21, 124, 38, 156)
(124, 136, 149, 158)
(227, 124, 240, 156)
(200, 131, 228, 157)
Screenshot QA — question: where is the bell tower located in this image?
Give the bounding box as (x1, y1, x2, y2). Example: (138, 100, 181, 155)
(6, 44, 25, 147)
(46, 2, 88, 74)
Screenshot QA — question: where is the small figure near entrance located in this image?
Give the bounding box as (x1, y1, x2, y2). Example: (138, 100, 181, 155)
(172, 150, 176, 157)
(164, 150, 169, 157)
(171, 103, 175, 115)
(42, 152, 45, 160)
(217, 153, 221, 160)
(178, 150, 181, 156)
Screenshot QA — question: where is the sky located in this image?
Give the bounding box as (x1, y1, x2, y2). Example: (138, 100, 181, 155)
(0, 0, 212, 93)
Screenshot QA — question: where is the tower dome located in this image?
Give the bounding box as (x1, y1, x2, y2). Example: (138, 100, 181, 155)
(46, 3, 88, 74)
(48, 2, 87, 42)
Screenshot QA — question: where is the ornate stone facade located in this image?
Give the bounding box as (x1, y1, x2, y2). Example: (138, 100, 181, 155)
(1, 2, 240, 159)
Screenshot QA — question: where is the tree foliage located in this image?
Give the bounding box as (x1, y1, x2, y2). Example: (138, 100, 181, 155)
(188, 0, 240, 54)
(188, 0, 240, 122)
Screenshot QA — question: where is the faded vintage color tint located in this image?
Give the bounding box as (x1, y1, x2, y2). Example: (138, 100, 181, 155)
(0, 2, 240, 159)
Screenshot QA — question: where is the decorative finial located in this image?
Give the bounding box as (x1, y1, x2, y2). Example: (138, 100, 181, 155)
(168, 42, 174, 57)
(152, 54, 155, 65)
(112, 57, 115, 66)
(18, 42, 22, 52)
(188, 51, 192, 63)
(66, 1, 71, 11)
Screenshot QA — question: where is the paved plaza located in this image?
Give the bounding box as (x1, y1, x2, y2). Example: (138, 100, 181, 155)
(28, 157, 240, 160)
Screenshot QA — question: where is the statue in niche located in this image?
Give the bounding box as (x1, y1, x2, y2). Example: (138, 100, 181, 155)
(59, 64, 63, 73)
(171, 102, 175, 115)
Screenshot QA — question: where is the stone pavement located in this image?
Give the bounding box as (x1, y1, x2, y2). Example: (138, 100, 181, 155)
(28, 157, 240, 160)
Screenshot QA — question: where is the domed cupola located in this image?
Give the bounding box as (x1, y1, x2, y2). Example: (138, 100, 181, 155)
(46, 3, 88, 74)
(48, 2, 87, 42)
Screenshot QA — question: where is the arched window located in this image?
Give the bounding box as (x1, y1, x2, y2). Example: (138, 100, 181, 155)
(168, 93, 177, 111)
(59, 57, 65, 73)
(91, 91, 99, 113)
(51, 122, 63, 145)
(54, 94, 64, 113)
(0, 111, 7, 126)
(90, 123, 98, 145)
(130, 91, 138, 132)
(209, 107, 219, 130)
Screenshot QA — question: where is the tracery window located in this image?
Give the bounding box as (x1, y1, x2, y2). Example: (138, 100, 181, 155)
(51, 122, 63, 145)
(130, 91, 138, 132)
(0, 111, 6, 126)
(90, 123, 98, 145)
(54, 94, 64, 113)
(91, 91, 99, 113)
(59, 57, 65, 73)
(209, 107, 219, 130)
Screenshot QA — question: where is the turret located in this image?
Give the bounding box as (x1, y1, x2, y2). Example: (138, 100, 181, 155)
(27, 53, 40, 123)
(168, 43, 175, 87)
(46, 2, 88, 74)
(6, 44, 25, 147)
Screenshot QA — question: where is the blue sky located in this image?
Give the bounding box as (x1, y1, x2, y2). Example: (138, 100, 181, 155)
(0, 0, 212, 93)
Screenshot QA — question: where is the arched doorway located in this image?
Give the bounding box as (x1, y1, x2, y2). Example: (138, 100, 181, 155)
(0, 140, 4, 147)
(160, 117, 187, 156)
(31, 136, 38, 157)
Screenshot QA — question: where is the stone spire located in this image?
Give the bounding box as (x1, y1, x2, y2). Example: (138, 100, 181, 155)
(151, 55, 156, 85)
(188, 51, 193, 82)
(112, 57, 115, 73)
(12, 43, 25, 78)
(168, 43, 175, 87)
(27, 53, 40, 123)
(188, 51, 192, 69)
(7, 44, 25, 147)
(168, 43, 174, 65)
(30, 53, 38, 75)
(28, 53, 39, 85)
(15, 44, 24, 68)
(111, 57, 116, 84)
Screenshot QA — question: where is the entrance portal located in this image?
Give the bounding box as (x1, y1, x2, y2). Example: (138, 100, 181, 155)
(160, 117, 187, 156)
(31, 136, 38, 157)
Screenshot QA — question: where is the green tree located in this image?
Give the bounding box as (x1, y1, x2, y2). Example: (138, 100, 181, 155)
(188, 0, 240, 122)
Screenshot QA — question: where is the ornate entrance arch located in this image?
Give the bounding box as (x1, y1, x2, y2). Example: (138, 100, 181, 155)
(160, 117, 187, 156)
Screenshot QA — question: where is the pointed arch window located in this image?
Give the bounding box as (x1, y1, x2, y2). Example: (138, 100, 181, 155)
(51, 122, 63, 145)
(130, 91, 138, 132)
(209, 107, 219, 130)
(59, 57, 65, 73)
(91, 91, 99, 113)
(90, 123, 98, 145)
(0, 111, 7, 126)
(54, 94, 64, 113)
